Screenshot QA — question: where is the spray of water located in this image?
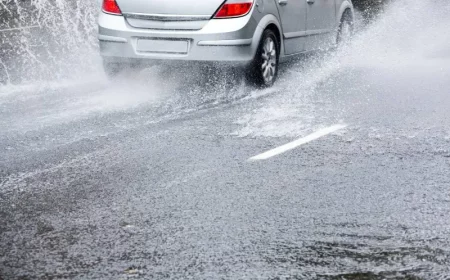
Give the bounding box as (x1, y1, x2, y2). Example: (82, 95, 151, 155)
(234, 0, 450, 138)
(1, 0, 449, 136)
(0, 0, 252, 123)
(0, 0, 100, 84)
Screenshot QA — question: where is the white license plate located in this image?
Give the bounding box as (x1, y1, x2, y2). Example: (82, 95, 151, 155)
(136, 39, 189, 54)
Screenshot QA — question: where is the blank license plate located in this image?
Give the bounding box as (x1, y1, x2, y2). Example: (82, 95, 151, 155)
(136, 39, 189, 54)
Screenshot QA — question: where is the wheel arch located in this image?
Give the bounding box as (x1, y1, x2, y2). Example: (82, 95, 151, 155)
(251, 14, 284, 58)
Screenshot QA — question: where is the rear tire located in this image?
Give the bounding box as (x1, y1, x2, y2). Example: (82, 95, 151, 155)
(246, 29, 279, 88)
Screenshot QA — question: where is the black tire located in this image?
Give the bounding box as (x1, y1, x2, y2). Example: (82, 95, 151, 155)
(102, 60, 143, 79)
(337, 10, 354, 46)
(246, 29, 280, 88)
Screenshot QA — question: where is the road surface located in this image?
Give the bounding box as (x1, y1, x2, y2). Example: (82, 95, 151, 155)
(1, 2, 450, 279)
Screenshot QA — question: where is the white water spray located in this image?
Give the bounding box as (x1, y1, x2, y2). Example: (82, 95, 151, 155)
(235, 0, 450, 138)
(0, 0, 100, 84)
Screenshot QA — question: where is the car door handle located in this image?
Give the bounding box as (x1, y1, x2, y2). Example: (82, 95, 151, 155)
(278, 0, 288, 6)
(306, 0, 315, 4)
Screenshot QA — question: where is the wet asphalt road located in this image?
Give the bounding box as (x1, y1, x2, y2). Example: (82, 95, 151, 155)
(1, 4, 450, 280)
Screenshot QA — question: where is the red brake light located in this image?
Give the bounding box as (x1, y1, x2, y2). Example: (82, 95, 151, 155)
(103, 0, 122, 15)
(214, 1, 253, 18)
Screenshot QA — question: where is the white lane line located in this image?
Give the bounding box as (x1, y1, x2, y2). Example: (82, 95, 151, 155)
(248, 124, 348, 161)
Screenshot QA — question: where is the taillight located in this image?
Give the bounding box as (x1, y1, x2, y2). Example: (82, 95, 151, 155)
(214, 0, 253, 19)
(103, 0, 122, 15)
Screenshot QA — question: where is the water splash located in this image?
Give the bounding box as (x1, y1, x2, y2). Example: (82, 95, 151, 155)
(234, 0, 450, 138)
(0, 0, 100, 84)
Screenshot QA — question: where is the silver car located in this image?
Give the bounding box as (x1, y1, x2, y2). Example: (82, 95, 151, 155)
(99, 0, 354, 87)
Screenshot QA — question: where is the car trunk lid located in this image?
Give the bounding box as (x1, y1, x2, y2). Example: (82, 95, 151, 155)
(115, 0, 225, 30)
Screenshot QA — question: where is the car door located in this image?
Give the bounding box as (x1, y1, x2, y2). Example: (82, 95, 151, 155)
(305, 0, 336, 50)
(275, 0, 308, 55)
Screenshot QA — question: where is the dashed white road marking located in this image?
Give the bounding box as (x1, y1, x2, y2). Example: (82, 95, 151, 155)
(248, 124, 348, 161)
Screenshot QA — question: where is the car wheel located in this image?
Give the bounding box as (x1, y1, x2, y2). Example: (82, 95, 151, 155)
(246, 29, 279, 88)
(102, 60, 142, 79)
(337, 10, 354, 46)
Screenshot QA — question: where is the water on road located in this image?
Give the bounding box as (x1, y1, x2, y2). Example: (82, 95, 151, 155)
(1, 0, 450, 279)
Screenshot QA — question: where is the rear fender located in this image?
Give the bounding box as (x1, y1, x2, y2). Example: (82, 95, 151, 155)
(251, 14, 284, 58)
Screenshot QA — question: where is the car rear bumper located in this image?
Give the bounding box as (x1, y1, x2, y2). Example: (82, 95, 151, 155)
(98, 12, 260, 64)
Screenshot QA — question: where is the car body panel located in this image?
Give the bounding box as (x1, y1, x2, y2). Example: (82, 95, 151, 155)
(305, 0, 337, 50)
(274, 0, 308, 55)
(115, 0, 224, 17)
(125, 16, 210, 31)
(98, 12, 259, 63)
(114, 0, 225, 30)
